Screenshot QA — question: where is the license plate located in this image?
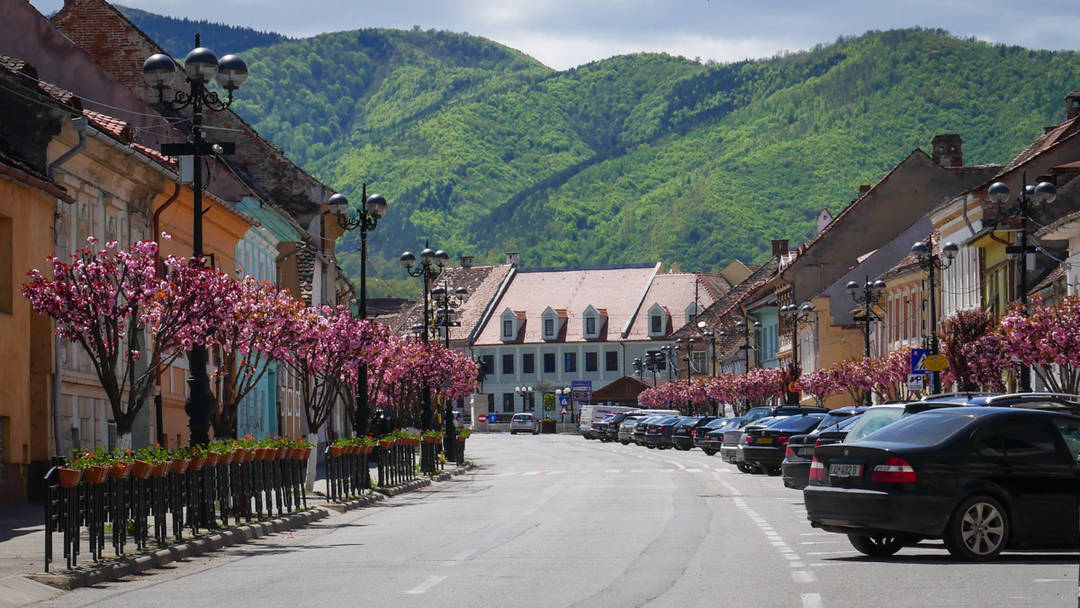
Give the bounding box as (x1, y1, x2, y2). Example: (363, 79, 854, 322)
(829, 463, 862, 477)
(756, 437, 772, 444)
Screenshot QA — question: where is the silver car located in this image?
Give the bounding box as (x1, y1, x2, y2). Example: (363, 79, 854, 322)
(510, 412, 540, 435)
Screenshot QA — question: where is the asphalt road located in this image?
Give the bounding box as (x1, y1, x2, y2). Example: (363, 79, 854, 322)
(37, 434, 1077, 608)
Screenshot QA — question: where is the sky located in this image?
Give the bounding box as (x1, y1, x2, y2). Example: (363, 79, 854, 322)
(28, 0, 1080, 70)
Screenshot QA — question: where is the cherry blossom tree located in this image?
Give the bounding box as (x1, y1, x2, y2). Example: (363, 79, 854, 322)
(940, 308, 1001, 392)
(1000, 295, 1080, 393)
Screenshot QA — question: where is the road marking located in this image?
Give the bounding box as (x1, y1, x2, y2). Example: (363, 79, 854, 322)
(807, 550, 854, 556)
(792, 570, 817, 584)
(405, 575, 447, 594)
(800, 541, 841, 545)
(801, 593, 823, 608)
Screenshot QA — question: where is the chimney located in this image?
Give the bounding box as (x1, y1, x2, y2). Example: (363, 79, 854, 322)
(505, 252, 520, 267)
(771, 239, 789, 258)
(931, 134, 963, 168)
(1066, 90, 1080, 121)
(460, 255, 474, 269)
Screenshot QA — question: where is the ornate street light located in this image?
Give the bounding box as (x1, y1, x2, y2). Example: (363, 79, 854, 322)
(400, 243, 448, 438)
(734, 317, 761, 374)
(779, 301, 815, 404)
(143, 37, 247, 446)
(985, 179, 1057, 392)
(847, 278, 886, 405)
(911, 240, 958, 394)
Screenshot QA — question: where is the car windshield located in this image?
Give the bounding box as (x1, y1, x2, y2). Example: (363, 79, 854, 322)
(843, 407, 904, 443)
(815, 411, 858, 432)
(513, 414, 532, 421)
(676, 417, 699, 428)
(704, 418, 728, 428)
(859, 411, 975, 445)
(769, 413, 825, 432)
(742, 407, 773, 426)
(620, 419, 639, 428)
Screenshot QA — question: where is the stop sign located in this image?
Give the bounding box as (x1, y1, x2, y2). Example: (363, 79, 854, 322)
(478, 415, 487, 423)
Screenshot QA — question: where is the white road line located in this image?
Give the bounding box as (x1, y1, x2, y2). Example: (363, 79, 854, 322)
(405, 575, 447, 595)
(791, 570, 817, 584)
(801, 593, 824, 608)
(800, 541, 842, 545)
(801, 532, 830, 536)
(807, 550, 854, 556)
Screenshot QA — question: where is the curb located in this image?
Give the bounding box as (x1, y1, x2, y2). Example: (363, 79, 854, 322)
(375, 478, 431, 496)
(27, 508, 327, 591)
(318, 492, 386, 513)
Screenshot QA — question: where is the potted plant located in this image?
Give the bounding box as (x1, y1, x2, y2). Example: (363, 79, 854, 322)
(541, 417, 557, 434)
(357, 435, 377, 455)
(330, 437, 349, 457)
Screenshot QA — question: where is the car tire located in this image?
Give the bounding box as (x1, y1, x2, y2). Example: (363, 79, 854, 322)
(736, 463, 755, 474)
(702, 448, 717, 456)
(533, 429, 539, 435)
(620, 440, 630, 445)
(943, 495, 1009, 561)
(511, 431, 517, 435)
(848, 534, 908, 557)
(766, 467, 782, 476)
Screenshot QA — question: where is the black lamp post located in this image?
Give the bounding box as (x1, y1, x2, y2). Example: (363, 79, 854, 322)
(779, 301, 815, 404)
(986, 179, 1057, 393)
(697, 321, 718, 377)
(734, 317, 761, 374)
(515, 385, 535, 416)
(660, 345, 674, 380)
(328, 184, 387, 436)
(143, 37, 248, 446)
(847, 277, 886, 405)
(911, 240, 959, 395)
(433, 280, 467, 457)
(400, 244, 448, 431)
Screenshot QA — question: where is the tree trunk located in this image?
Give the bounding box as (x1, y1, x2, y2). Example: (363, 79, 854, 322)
(304, 432, 318, 491)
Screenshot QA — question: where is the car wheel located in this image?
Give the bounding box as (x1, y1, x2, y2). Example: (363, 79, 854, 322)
(620, 440, 630, 445)
(848, 534, 908, 557)
(511, 431, 516, 435)
(533, 429, 539, 435)
(944, 495, 1009, 561)
(736, 463, 755, 474)
(702, 448, 717, 456)
(766, 467, 782, 476)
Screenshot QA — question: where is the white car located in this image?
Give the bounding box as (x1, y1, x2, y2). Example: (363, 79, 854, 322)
(510, 413, 540, 435)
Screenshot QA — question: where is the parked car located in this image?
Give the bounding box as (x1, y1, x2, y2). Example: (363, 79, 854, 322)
(783, 414, 863, 489)
(509, 412, 540, 435)
(742, 413, 826, 475)
(805, 406, 1080, 560)
(632, 415, 666, 445)
(618, 416, 646, 444)
(672, 416, 717, 450)
(592, 415, 617, 441)
(719, 406, 827, 469)
(643, 415, 682, 449)
(696, 417, 739, 455)
(724, 416, 786, 472)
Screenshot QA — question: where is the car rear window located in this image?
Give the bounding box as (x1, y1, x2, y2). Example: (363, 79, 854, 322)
(742, 407, 773, 425)
(859, 411, 974, 444)
(816, 411, 855, 431)
(769, 414, 825, 432)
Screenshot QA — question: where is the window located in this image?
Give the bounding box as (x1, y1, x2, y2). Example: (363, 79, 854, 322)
(487, 394, 495, 413)
(480, 355, 494, 376)
(503, 319, 514, 338)
(605, 351, 618, 372)
(586, 316, 596, 335)
(543, 353, 556, 373)
(502, 354, 514, 375)
(523, 353, 535, 374)
(564, 352, 577, 373)
(651, 315, 662, 334)
(544, 318, 555, 337)
(503, 393, 515, 413)
(585, 352, 598, 372)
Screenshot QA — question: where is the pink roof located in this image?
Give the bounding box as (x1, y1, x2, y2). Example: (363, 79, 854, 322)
(625, 273, 716, 340)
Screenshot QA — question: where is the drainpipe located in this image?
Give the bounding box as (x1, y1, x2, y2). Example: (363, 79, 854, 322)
(151, 184, 181, 445)
(47, 117, 87, 182)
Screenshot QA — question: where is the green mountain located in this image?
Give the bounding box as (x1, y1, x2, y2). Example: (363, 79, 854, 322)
(121, 15, 1080, 298)
(116, 5, 289, 59)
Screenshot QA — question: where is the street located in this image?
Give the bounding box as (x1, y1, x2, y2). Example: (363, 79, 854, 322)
(37, 434, 1076, 608)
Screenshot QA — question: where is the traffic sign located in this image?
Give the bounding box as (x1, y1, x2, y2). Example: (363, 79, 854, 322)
(910, 349, 931, 375)
(488, 414, 497, 423)
(477, 415, 487, 423)
(907, 374, 926, 392)
(558, 395, 571, 409)
(923, 354, 948, 372)
(571, 380, 592, 401)
(560, 406, 568, 416)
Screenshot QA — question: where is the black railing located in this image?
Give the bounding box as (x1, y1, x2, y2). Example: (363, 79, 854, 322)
(44, 450, 308, 572)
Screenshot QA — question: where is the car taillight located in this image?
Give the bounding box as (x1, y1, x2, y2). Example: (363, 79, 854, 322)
(690, 429, 696, 438)
(808, 456, 825, 481)
(745, 435, 753, 444)
(784, 446, 795, 459)
(776, 436, 789, 444)
(814, 438, 823, 447)
(871, 457, 917, 483)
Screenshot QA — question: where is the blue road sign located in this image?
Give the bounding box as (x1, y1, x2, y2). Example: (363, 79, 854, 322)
(488, 414, 497, 423)
(571, 380, 592, 401)
(558, 395, 571, 409)
(910, 348, 931, 375)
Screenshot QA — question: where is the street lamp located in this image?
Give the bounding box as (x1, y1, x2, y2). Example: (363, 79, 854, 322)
(697, 321, 718, 377)
(847, 278, 886, 405)
(911, 240, 958, 395)
(660, 345, 674, 380)
(329, 184, 387, 437)
(400, 243, 449, 432)
(986, 179, 1057, 393)
(143, 37, 248, 446)
(432, 280, 467, 456)
(734, 317, 761, 374)
(779, 301, 815, 404)
(515, 385, 536, 416)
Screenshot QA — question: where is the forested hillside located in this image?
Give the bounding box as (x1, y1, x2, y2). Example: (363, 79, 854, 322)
(117, 5, 289, 58)
(123, 14, 1080, 297)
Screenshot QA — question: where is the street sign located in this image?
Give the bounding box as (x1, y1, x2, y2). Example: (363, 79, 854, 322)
(488, 414, 497, 423)
(558, 395, 571, 409)
(907, 374, 926, 392)
(477, 415, 487, 423)
(571, 380, 592, 401)
(923, 354, 948, 372)
(560, 406, 568, 416)
(787, 381, 799, 393)
(910, 349, 931, 375)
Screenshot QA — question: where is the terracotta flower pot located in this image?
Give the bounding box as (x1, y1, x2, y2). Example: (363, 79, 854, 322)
(302, 447, 312, 459)
(254, 447, 267, 461)
(111, 462, 132, 479)
(189, 455, 206, 471)
(218, 451, 234, 466)
(150, 462, 169, 477)
(291, 448, 305, 460)
(58, 467, 83, 488)
(84, 465, 110, 484)
(130, 460, 153, 479)
(357, 445, 373, 455)
(423, 435, 439, 444)
(169, 458, 189, 475)
(330, 445, 345, 457)
(379, 440, 394, 450)
(203, 452, 219, 467)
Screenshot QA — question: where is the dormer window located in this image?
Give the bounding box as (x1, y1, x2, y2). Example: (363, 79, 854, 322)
(684, 302, 703, 325)
(544, 318, 555, 337)
(503, 319, 514, 337)
(582, 305, 605, 340)
(500, 308, 524, 342)
(541, 306, 566, 341)
(647, 303, 670, 338)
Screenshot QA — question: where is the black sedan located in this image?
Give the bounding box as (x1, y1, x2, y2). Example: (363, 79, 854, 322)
(804, 406, 1080, 560)
(643, 415, 681, 449)
(782, 407, 867, 489)
(742, 413, 826, 475)
(672, 416, 717, 450)
(696, 418, 739, 455)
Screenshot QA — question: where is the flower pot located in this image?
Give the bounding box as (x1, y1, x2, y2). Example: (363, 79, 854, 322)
(330, 445, 345, 457)
(84, 465, 110, 484)
(357, 445, 373, 455)
(130, 460, 153, 480)
(302, 447, 312, 459)
(111, 462, 132, 479)
(203, 452, 219, 467)
(379, 440, 394, 450)
(242, 449, 256, 462)
(150, 462, 169, 477)
(189, 455, 206, 471)
(423, 435, 440, 444)
(218, 451, 234, 466)
(169, 458, 189, 475)
(291, 447, 304, 460)
(58, 467, 83, 488)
